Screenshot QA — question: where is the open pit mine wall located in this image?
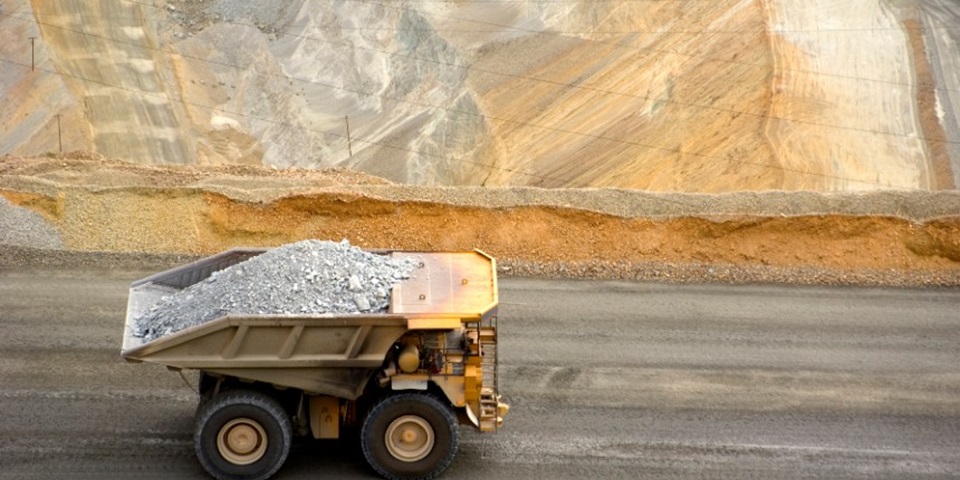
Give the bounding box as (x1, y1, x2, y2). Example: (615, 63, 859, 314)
(1, 0, 959, 191)
(0, 0, 490, 185)
(1, 184, 958, 276)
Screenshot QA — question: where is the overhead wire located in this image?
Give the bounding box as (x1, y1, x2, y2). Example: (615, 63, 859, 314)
(0, 54, 894, 194)
(2, 56, 719, 211)
(0, 56, 575, 184)
(115, 0, 960, 143)
(3, 4, 940, 190)
(3, 12, 925, 191)
(345, 0, 960, 94)
(117, 0, 960, 96)
(20, 5, 960, 34)
(38, 3, 959, 148)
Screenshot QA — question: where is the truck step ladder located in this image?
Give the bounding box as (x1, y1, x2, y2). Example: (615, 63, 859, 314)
(477, 317, 501, 432)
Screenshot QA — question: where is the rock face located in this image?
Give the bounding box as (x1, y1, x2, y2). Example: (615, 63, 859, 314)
(134, 240, 418, 342)
(1, 0, 958, 191)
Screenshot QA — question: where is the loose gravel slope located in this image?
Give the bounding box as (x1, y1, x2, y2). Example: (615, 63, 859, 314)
(1, 154, 958, 287)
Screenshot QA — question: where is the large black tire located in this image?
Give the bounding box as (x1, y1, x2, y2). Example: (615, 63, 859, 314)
(194, 390, 292, 480)
(361, 393, 459, 480)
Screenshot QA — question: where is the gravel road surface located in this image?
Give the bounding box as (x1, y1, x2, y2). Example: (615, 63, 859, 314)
(1, 267, 958, 479)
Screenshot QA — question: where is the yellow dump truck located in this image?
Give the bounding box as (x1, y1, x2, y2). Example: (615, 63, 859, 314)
(121, 247, 507, 480)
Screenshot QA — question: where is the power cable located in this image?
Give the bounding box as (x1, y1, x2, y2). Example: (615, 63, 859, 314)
(342, 0, 960, 95)
(0, 56, 716, 210)
(0, 54, 902, 192)
(6, 4, 936, 190)
(0, 56, 573, 184)
(115, 0, 960, 96)
(11, 8, 958, 148)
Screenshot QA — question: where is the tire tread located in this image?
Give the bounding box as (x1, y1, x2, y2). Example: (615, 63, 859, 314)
(194, 390, 292, 480)
(361, 392, 459, 480)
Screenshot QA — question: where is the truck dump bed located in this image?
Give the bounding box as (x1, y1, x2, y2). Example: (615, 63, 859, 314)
(121, 248, 497, 399)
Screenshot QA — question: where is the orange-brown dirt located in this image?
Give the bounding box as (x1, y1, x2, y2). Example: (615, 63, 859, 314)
(903, 18, 955, 190)
(1, 154, 959, 285)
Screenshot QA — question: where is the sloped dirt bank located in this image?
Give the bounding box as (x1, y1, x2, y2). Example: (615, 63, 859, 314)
(1, 155, 958, 286)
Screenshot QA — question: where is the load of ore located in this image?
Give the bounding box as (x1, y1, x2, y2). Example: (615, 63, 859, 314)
(134, 240, 418, 342)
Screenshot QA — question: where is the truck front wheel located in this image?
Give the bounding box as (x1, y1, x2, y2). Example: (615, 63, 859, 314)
(194, 390, 292, 480)
(361, 393, 459, 480)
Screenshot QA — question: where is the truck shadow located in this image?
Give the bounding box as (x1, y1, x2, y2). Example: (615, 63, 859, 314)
(284, 437, 375, 478)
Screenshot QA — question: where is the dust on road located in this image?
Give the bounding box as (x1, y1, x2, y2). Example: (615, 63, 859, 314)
(1, 267, 958, 479)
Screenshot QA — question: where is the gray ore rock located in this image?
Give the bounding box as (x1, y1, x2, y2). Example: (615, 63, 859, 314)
(134, 239, 419, 342)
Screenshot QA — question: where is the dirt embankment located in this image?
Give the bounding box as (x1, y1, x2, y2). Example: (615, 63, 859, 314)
(1, 155, 959, 286)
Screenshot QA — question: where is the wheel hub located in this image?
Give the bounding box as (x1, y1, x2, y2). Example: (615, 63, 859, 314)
(217, 418, 268, 465)
(385, 415, 434, 463)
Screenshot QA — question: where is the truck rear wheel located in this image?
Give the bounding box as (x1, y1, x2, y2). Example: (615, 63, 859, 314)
(361, 393, 459, 480)
(194, 390, 292, 480)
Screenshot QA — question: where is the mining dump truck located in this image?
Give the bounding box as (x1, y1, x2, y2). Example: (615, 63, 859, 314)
(121, 247, 507, 480)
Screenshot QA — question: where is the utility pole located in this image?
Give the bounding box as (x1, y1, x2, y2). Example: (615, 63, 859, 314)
(345, 115, 353, 158)
(56, 114, 62, 153)
(28, 36, 36, 71)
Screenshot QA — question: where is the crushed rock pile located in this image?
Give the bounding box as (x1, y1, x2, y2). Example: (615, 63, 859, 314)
(134, 239, 419, 342)
(0, 196, 63, 249)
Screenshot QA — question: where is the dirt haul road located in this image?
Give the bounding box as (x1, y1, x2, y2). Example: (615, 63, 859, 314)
(0, 266, 958, 479)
